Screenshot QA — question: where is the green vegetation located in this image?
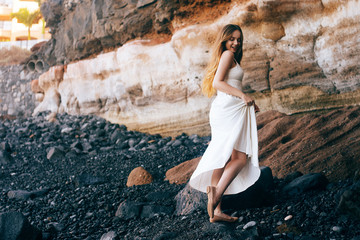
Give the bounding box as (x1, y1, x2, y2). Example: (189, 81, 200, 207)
(11, 8, 42, 41)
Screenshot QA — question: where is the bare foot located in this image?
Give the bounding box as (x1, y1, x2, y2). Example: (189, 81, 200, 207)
(210, 211, 238, 223)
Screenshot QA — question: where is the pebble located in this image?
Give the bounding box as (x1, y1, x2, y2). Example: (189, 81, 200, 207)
(284, 215, 293, 221)
(332, 226, 342, 232)
(243, 221, 256, 230)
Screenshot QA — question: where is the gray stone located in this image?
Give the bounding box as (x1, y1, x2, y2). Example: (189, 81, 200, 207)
(7, 190, 32, 200)
(110, 129, 123, 143)
(46, 147, 65, 161)
(174, 183, 206, 216)
(70, 141, 83, 151)
(74, 173, 106, 186)
(7, 188, 50, 201)
(81, 141, 93, 152)
(172, 140, 182, 147)
(0, 142, 11, 152)
(61, 127, 73, 133)
(48, 222, 65, 232)
(100, 231, 119, 240)
(115, 200, 142, 220)
(331, 226, 342, 233)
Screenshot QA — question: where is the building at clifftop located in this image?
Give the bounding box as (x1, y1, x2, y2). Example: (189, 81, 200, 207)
(0, 0, 50, 42)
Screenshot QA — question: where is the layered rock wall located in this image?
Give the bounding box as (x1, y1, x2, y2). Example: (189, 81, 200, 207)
(33, 0, 360, 136)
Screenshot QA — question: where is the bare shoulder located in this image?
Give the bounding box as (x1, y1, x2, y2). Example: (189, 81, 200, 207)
(218, 50, 234, 68)
(221, 50, 235, 60)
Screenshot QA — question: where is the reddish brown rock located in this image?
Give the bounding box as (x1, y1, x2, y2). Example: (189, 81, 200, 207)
(30, 79, 43, 94)
(256, 110, 286, 129)
(126, 166, 153, 187)
(261, 22, 285, 41)
(257, 106, 360, 181)
(30, 41, 47, 52)
(165, 157, 201, 185)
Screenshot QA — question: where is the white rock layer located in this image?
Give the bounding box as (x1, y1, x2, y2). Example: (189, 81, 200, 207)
(34, 0, 360, 136)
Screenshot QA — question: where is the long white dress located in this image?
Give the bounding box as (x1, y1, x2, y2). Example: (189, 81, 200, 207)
(189, 62, 261, 195)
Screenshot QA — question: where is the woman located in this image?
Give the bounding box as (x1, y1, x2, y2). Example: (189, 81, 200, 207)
(189, 24, 261, 223)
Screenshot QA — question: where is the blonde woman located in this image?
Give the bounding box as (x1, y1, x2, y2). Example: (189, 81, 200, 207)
(189, 24, 261, 223)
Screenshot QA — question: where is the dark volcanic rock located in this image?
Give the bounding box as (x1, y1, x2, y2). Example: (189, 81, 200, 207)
(222, 166, 274, 210)
(337, 180, 360, 219)
(283, 173, 329, 195)
(140, 205, 174, 218)
(40, 0, 64, 29)
(34, 0, 179, 67)
(153, 231, 177, 240)
(0, 211, 42, 240)
(7, 190, 32, 200)
(0, 112, 360, 239)
(115, 200, 142, 220)
(74, 173, 106, 186)
(0, 149, 13, 165)
(174, 183, 206, 216)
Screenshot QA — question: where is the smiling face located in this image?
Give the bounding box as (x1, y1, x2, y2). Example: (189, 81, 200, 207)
(225, 30, 242, 54)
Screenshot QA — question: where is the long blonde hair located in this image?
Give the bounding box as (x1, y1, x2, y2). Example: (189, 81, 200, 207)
(202, 24, 244, 97)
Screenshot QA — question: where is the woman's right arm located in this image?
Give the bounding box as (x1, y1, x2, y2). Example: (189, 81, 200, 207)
(213, 51, 255, 106)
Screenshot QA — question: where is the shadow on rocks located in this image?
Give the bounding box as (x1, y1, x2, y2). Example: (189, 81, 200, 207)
(175, 166, 274, 215)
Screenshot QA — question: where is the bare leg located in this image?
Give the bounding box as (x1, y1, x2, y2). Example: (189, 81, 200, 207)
(211, 168, 225, 215)
(208, 149, 247, 215)
(215, 150, 247, 199)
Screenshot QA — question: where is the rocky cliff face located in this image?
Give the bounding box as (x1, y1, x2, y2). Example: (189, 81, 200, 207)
(32, 0, 360, 136)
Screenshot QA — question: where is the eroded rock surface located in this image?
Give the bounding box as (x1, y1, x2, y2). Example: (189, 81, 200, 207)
(32, 0, 360, 136)
(258, 106, 360, 181)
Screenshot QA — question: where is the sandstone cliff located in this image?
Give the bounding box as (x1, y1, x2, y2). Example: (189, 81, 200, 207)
(32, 0, 360, 136)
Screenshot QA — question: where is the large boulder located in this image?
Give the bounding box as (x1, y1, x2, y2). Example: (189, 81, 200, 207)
(258, 106, 360, 181)
(164, 157, 201, 185)
(175, 166, 274, 215)
(282, 173, 329, 195)
(0, 211, 42, 240)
